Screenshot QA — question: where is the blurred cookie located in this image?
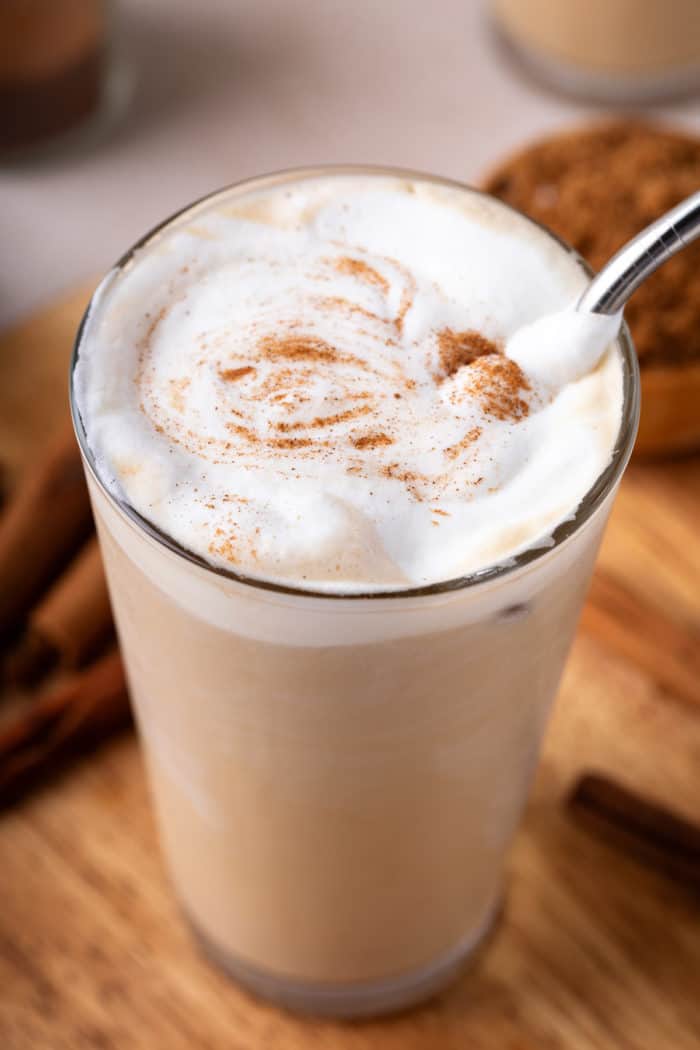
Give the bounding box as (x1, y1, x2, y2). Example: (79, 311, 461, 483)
(482, 121, 700, 455)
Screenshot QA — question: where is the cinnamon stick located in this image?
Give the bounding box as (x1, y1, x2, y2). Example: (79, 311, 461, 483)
(0, 649, 130, 809)
(5, 537, 113, 685)
(0, 425, 93, 641)
(568, 773, 700, 886)
(580, 570, 700, 710)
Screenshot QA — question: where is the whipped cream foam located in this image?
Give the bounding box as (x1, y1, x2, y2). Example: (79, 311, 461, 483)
(74, 173, 623, 593)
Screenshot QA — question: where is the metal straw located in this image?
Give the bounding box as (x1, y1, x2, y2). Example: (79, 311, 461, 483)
(576, 190, 700, 316)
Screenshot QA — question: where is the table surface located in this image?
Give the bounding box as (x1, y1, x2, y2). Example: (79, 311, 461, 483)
(0, 285, 699, 1049)
(2, 0, 700, 330)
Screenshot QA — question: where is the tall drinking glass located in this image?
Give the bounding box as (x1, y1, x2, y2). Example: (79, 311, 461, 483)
(70, 169, 640, 1018)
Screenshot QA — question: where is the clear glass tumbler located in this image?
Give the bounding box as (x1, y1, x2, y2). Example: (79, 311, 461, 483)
(492, 0, 700, 102)
(70, 169, 640, 1018)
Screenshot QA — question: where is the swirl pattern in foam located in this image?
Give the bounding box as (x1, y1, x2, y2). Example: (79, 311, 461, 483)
(74, 174, 623, 592)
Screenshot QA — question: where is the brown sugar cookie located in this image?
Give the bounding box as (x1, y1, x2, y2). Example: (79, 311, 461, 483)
(481, 121, 700, 455)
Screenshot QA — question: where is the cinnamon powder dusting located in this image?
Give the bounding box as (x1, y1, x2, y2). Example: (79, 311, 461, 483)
(438, 329, 499, 377)
(275, 405, 371, 432)
(437, 327, 531, 423)
(220, 365, 256, 382)
(256, 333, 368, 373)
(208, 530, 238, 563)
(470, 357, 531, 421)
(168, 377, 191, 412)
(352, 432, 394, 450)
(259, 334, 340, 363)
(334, 256, 390, 294)
(394, 267, 416, 335)
(137, 302, 529, 510)
(380, 463, 429, 502)
(225, 422, 259, 443)
(143, 307, 167, 348)
(315, 295, 381, 324)
(446, 426, 483, 459)
(270, 437, 314, 450)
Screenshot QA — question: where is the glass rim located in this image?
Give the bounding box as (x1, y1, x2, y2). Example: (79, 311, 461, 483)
(69, 164, 640, 602)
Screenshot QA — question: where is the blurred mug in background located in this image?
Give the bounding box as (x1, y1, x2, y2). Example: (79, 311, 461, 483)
(0, 0, 107, 156)
(493, 0, 700, 102)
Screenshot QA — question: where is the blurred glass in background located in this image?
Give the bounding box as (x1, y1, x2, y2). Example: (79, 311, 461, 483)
(493, 0, 700, 102)
(0, 0, 129, 159)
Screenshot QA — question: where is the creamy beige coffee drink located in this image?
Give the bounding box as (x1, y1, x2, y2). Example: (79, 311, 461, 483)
(71, 170, 637, 1016)
(494, 0, 700, 100)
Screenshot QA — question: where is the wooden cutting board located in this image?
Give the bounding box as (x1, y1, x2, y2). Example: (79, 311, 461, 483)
(0, 287, 699, 1050)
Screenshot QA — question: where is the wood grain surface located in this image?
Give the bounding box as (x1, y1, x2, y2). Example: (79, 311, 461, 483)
(1, 287, 699, 1049)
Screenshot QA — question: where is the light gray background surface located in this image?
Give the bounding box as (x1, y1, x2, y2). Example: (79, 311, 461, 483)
(2, 0, 700, 328)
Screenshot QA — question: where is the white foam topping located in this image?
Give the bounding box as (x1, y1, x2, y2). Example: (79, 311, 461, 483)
(74, 174, 623, 592)
(506, 307, 623, 388)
